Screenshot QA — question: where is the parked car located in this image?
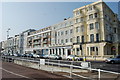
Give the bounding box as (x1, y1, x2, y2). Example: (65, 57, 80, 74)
(105, 55, 120, 64)
(23, 53, 33, 58)
(27, 53, 34, 58)
(37, 54, 45, 58)
(13, 53, 18, 57)
(49, 54, 62, 60)
(43, 54, 49, 59)
(21, 54, 26, 57)
(32, 54, 40, 58)
(67, 55, 83, 61)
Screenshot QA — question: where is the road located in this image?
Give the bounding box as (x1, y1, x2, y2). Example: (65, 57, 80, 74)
(1, 60, 72, 80)
(2, 56, 120, 73)
(91, 61, 120, 72)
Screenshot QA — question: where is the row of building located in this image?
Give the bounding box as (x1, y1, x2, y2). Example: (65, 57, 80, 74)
(0, 0, 120, 60)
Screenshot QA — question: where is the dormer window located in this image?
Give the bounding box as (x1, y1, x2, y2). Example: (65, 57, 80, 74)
(89, 6, 93, 11)
(76, 11, 80, 15)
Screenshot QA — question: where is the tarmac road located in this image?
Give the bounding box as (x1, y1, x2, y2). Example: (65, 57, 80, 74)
(2, 56, 120, 73)
(1, 61, 72, 80)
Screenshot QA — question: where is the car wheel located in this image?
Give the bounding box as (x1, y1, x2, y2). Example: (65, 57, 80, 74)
(67, 59, 69, 61)
(110, 60, 115, 64)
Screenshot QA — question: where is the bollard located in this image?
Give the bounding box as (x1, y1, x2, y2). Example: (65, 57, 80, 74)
(58, 60, 60, 67)
(48, 59, 49, 66)
(89, 62, 92, 72)
(70, 61, 73, 78)
(51, 63, 54, 73)
(39, 59, 41, 69)
(98, 69, 101, 80)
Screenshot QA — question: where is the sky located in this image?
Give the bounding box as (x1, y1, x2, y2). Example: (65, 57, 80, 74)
(0, 0, 119, 42)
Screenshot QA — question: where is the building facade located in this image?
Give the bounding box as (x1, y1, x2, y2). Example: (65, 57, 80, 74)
(50, 18, 74, 58)
(1, 0, 120, 60)
(72, 0, 120, 60)
(26, 27, 51, 55)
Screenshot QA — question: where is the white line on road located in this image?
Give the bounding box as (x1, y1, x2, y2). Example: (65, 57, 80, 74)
(0, 67, 36, 80)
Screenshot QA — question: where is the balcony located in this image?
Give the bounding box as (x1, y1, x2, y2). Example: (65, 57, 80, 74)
(43, 35, 49, 39)
(33, 37, 41, 40)
(86, 7, 99, 15)
(43, 40, 48, 44)
(33, 42, 41, 45)
(28, 38, 32, 41)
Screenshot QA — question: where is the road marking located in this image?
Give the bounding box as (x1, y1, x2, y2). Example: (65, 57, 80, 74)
(0, 67, 36, 80)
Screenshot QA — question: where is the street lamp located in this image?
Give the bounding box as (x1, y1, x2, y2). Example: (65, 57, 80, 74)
(6, 28, 11, 54)
(7, 28, 11, 40)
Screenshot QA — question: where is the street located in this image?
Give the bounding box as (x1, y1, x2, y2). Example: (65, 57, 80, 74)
(91, 61, 120, 73)
(2, 56, 120, 73)
(1, 60, 72, 80)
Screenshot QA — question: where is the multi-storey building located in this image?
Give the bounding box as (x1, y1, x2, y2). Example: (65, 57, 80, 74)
(13, 35, 20, 54)
(73, 0, 120, 60)
(1, 0, 120, 60)
(50, 18, 74, 58)
(26, 27, 51, 54)
(0, 29, 35, 55)
(19, 29, 36, 54)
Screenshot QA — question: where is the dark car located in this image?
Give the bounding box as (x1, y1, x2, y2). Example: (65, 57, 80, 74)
(22, 53, 33, 58)
(105, 55, 120, 64)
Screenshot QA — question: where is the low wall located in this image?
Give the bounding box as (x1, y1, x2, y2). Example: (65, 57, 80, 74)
(14, 59, 39, 69)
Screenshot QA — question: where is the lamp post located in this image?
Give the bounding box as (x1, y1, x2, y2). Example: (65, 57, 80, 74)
(7, 28, 10, 40)
(6, 28, 10, 54)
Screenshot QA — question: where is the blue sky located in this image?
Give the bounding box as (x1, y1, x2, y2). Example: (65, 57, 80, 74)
(1, 1, 119, 41)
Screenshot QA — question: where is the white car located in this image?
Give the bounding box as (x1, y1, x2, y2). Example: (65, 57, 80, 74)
(32, 54, 40, 58)
(67, 55, 83, 61)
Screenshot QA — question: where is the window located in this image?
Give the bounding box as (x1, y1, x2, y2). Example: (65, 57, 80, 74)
(96, 47, 98, 55)
(76, 27, 80, 32)
(114, 28, 117, 33)
(89, 23, 94, 30)
(58, 39, 59, 44)
(81, 25, 84, 32)
(76, 48, 80, 55)
(81, 17, 84, 22)
(89, 14, 93, 19)
(95, 22, 99, 29)
(87, 47, 89, 55)
(90, 34, 94, 42)
(70, 29, 73, 34)
(91, 47, 95, 51)
(66, 39, 68, 43)
(105, 15, 107, 19)
(96, 33, 99, 42)
(65, 30, 68, 35)
(89, 6, 93, 11)
(70, 21, 73, 25)
(81, 36, 84, 43)
(58, 32, 60, 36)
(94, 13, 98, 18)
(61, 39, 64, 43)
(77, 36, 80, 43)
(106, 24, 109, 30)
(61, 31, 64, 35)
(70, 38, 72, 42)
(76, 11, 80, 15)
(76, 18, 80, 23)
